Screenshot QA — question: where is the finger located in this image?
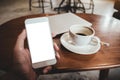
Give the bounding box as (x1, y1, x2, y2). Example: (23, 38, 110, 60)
(43, 66, 52, 74)
(56, 52, 60, 59)
(52, 33, 56, 38)
(15, 29, 26, 50)
(53, 42, 59, 51)
(53, 42, 60, 59)
(25, 48, 32, 63)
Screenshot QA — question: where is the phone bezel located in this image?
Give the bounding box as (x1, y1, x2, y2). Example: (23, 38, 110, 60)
(25, 17, 56, 69)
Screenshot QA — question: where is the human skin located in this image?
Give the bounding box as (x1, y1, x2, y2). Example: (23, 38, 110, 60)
(0, 29, 60, 80)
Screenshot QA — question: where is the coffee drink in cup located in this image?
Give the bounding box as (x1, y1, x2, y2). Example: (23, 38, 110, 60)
(76, 33, 87, 36)
(69, 24, 95, 46)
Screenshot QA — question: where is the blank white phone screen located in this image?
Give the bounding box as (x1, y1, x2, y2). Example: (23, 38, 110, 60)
(25, 19, 55, 64)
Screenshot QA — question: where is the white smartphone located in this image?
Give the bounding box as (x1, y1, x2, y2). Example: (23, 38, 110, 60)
(25, 17, 56, 69)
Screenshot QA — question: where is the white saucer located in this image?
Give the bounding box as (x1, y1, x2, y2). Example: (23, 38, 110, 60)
(60, 33, 101, 55)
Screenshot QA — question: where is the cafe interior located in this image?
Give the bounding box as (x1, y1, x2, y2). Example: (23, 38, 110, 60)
(0, 0, 120, 80)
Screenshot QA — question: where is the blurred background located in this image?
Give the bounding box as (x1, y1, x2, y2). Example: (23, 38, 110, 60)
(0, 0, 120, 80)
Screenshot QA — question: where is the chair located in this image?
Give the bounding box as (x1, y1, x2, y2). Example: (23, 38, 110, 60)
(81, 0, 94, 14)
(29, 0, 53, 13)
(54, 0, 86, 13)
(54, 0, 94, 14)
(113, 0, 120, 20)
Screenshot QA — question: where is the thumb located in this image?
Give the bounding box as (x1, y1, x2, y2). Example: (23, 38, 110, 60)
(14, 29, 26, 51)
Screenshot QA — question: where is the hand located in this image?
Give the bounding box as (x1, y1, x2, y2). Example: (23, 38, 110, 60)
(43, 42, 60, 74)
(43, 33, 60, 74)
(12, 29, 36, 80)
(12, 29, 60, 80)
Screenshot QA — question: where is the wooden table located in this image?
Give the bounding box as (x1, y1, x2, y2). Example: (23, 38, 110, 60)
(0, 13, 120, 80)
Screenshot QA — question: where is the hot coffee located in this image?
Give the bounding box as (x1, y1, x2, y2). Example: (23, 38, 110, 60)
(76, 33, 87, 36)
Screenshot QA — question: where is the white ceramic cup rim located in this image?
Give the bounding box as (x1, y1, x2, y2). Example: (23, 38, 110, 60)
(69, 25, 95, 37)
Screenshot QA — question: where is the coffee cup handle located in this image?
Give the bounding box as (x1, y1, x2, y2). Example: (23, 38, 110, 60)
(90, 36, 100, 46)
(69, 30, 76, 38)
(68, 34, 75, 45)
(68, 30, 77, 44)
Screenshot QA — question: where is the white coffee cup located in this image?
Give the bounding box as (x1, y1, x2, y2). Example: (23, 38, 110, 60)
(69, 24, 99, 46)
